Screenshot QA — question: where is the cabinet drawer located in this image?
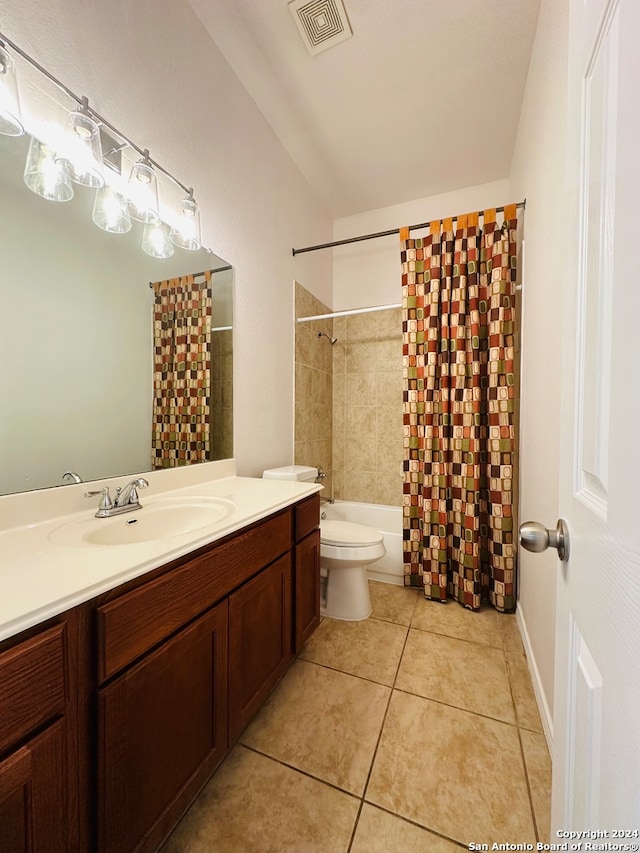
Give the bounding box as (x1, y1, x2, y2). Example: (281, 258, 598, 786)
(97, 510, 291, 683)
(295, 494, 320, 542)
(0, 624, 67, 755)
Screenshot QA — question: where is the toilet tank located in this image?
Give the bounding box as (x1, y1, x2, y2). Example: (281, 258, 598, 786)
(262, 465, 318, 483)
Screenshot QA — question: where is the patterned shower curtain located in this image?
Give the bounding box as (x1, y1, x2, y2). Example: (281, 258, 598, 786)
(151, 271, 212, 468)
(401, 205, 518, 612)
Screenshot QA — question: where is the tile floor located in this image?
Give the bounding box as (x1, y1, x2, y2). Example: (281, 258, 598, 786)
(162, 581, 552, 852)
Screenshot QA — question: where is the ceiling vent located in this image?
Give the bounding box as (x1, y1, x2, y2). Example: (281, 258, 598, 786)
(288, 0, 353, 56)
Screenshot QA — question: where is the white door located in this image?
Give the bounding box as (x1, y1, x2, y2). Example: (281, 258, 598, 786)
(549, 0, 640, 832)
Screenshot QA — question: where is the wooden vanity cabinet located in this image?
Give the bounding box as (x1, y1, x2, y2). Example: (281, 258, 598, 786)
(97, 602, 228, 853)
(0, 494, 321, 853)
(95, 507, 297, 853)
(0, 619, 76, 852)
(228, 553, 293, 743)
(0, 721, 69, 853)
(293, 494, 321, 652)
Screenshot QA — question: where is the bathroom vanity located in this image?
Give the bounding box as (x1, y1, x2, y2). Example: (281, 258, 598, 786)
(0, 467, 321, 852)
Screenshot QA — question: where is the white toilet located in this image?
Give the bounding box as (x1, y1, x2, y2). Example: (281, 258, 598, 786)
(262, 466, 386, 621)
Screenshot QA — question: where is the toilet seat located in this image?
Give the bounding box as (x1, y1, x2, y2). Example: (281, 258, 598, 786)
(320, 520, 386, 568)
(320, 520, 384, 548)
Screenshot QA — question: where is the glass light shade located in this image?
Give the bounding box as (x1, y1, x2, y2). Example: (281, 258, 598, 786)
(62, 108, 104, 187)
(127, 157, 159, 223)
(169, 195, 202, 250)
(23, 137, 73, 202)
(142, 221, 174, 259)
(92, 185, 132, 233)
(0, 45, 24, 136)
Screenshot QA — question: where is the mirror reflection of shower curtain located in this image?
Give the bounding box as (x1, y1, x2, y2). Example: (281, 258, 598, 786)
(151, 271, 212, 468)
(401, 206, 519, 613)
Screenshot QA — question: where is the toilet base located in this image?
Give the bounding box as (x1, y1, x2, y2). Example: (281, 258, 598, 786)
(321, 563, 371, 621)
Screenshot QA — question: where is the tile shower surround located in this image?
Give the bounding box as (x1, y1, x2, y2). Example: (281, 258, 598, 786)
(210, 328, 233, 461)
(295, 283, 403, 506)
(295, 283, 334, 492)
(162, 581, 551, 851)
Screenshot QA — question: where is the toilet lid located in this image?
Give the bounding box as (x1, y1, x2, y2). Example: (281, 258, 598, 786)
(320, 520, 384, 547)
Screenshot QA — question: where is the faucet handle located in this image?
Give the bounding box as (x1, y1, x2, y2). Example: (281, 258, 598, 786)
(114, 477, 149, 507)
(84, 487, 113, 511)
(129, 478, 149, 504)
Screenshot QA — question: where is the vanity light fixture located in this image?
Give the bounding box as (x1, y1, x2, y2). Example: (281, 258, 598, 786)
(142, 220, 174, 259)
(1, 28, 206, 259)
(23, 136, 74, 202)
(127, 150, 160, 224)
(92, 184, 132, 233)
(61, 96, 105, 188)
(0, 42, 23, 136)
(169, 189, 202, 251)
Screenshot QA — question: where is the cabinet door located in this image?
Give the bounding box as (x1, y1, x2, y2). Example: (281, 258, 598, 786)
(294, 529, 321, 653)
(0, 719, 68, 853)
(98, 601, 228, 853)
(228, 554, 292, 743)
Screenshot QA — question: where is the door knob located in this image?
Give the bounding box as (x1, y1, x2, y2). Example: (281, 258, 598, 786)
(519, 519, 570, 562)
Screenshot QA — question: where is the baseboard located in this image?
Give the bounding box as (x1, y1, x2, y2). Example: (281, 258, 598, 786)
(516, 605, 554, 754)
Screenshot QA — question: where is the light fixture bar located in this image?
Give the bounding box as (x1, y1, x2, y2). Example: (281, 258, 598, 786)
(88, 104, 192, 195)
(0, 28, 193, 196)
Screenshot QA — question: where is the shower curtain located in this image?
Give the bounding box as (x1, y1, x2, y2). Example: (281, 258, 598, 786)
(401, 206, 518, 613)
(151, 272, 212, 468)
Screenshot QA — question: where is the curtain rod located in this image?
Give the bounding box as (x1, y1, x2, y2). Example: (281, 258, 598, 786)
(148, 265, 232, 288)
(297, 303, 401, 323)
(292, 199, 526, 256)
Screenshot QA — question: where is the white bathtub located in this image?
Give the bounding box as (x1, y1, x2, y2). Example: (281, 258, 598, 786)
(321, 500, 403, 586)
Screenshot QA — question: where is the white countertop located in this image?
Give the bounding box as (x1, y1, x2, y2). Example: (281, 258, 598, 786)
(0, 461, 321, 642)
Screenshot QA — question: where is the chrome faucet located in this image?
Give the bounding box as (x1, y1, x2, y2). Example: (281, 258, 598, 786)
(62, 471, 83, 484)
(316, 467, 334, 503)
(85, 478, 149, 518)
(114, 477, 149, 509)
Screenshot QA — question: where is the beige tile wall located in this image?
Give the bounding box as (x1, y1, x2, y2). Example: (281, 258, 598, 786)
(210, 329, 233, 461)
(295, 286, 403, 506)
(333, 308, 403, 506)
(294, 284, 333, 491)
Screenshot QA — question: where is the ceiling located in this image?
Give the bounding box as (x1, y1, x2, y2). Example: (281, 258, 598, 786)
(190, 0, 541, 218)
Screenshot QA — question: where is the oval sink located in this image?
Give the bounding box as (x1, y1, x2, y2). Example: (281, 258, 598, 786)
(49, 496, 236, 547)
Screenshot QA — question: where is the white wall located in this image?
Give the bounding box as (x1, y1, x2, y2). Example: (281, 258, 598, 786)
(2, 0, 332, 480)
(332, 179, 510, 310)
(508, 0, 570, 737)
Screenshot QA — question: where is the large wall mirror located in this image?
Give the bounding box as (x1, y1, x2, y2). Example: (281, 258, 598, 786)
(0, 133, 233, 496)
